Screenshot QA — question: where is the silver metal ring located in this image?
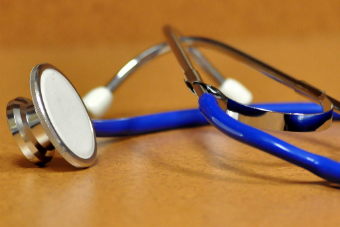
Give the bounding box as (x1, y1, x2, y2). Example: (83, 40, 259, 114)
(163, 25, 334, 132)
(7, 63, 97, 168)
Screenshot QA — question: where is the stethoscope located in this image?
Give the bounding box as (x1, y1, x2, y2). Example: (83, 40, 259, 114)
(6, 25, 340, 184)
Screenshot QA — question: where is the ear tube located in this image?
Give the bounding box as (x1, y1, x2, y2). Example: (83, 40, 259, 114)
(82, 39, 253, 118)
(83, 86, 113, 118)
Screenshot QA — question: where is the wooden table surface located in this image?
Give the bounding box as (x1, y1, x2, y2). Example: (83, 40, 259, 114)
(1, 1, 340, 226)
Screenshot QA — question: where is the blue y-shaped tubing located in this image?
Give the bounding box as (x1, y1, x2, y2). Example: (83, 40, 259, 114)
(198, 94, 340, 184)
(93, 102, 340, 137)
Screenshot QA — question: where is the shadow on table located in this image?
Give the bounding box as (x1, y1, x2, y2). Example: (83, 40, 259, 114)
(14, 156, 97, 172)
(151, 129, 340, 190)
(12, 136, 132, 172)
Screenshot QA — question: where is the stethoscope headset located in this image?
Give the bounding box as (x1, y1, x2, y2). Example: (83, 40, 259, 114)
(6, 25, 340, 184)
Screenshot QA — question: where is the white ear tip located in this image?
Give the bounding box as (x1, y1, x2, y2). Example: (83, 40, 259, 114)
(82, 86, 113, 118)
(218, 78, 253, 104)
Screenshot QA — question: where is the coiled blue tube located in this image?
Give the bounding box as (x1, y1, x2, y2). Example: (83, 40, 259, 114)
(199, 94, 340, 184)
(93, 102, 340, 137)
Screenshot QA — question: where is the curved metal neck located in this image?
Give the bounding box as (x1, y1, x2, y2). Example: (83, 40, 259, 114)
(106, 27, 339, 113)
(106, 40, 225, 95)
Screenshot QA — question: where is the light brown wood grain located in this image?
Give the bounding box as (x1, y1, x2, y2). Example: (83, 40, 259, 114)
(1, 1, 340, 226)
(1, 0, 340, 47)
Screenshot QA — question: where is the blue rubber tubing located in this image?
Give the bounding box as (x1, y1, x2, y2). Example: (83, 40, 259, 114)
(198, 94, 340, 184)
(93, 102, 340, 137)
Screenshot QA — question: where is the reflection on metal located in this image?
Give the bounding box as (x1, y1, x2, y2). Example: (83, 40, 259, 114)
(163, 25, 334, 132)
(6, 63, 97, 168)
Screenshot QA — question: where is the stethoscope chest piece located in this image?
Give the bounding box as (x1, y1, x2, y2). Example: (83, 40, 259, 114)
(6, 63, 97, 168)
